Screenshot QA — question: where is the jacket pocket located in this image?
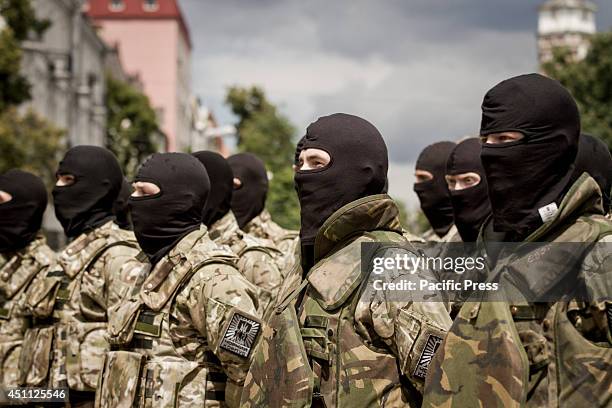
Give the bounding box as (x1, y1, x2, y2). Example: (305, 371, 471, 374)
(18, 326, 54, 386)
(65, 321, 109, 390)
(95, 350, 145, 408)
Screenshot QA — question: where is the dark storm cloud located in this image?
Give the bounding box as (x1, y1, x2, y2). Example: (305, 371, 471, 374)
(180, 0, 611, 205)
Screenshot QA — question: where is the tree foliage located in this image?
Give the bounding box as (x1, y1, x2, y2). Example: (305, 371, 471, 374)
(226, 86, 300, 229)
(0, 107, 64, 188)
(105, 74, 159, 179)
(543, 32, 612, 149)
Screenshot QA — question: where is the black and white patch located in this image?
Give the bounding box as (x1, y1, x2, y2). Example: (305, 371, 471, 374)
(413, 334, 443, 380)
(219, 312, 261, 358)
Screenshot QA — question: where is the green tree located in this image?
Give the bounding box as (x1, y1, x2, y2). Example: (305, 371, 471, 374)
(105, 74, 159, 179)
(543, 32, 612, 149)
(0, 0, 50, 111)
(0, 107, 64, 188)
(226, 86, 300, 229)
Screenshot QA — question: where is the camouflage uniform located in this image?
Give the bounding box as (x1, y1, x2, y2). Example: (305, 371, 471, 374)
(0, 236, 55, 388)
(242, 209, 299, 273)
(96, 226, 261, 408)
(209, 211, 284, 313)
(421, 225, 460, 243)
(241, 195, 452, 407)
(424, 174, 612, 407)
(20, 221, 138, 394)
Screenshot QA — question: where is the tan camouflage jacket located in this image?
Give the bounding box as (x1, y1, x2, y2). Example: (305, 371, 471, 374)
(241, 195, 452, 407)
(97, 226, 261, 408)
(19, 221, 139, 391)
(424, 174, 612, 408)
(0, 236, 55, 387)
(209, 211, 283, 312)
(243, 209, 299, 273)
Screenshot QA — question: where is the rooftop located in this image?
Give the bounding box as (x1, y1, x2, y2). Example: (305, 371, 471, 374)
(539, 0, 597, 12)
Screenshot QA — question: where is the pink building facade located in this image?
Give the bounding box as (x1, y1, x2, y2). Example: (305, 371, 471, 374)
(85, 0, 192, 152)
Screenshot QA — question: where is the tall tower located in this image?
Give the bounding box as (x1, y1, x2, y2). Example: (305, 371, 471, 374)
(85, 0, 192, 152)
(538, 0, 597, 65)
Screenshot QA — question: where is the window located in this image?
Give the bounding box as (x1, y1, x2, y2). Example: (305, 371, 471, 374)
(143, 0, 159, 12)
(109, 0, 124, 12)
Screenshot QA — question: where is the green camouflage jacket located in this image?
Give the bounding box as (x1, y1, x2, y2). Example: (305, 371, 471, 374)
(243, 209, 299, 273)
(209, 211, 284, 313)
(0, 236, 55, 387)
(241, 194, 452, 407)
(97, 226, 262, 408)
(19, 221, 139, 391)
(423, 174, 612, 408)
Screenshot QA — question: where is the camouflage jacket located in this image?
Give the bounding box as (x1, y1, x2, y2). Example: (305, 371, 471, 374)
(19, 221, 139, 391)
(0, 236, 55, 387)
(97, 226, 262, 408)
(421, 225, 459, 243)
(241, 194, 452, 407)
(424, 174, 612, 408)
(243, 209, 299, 273)
(209, 211, 284, 313)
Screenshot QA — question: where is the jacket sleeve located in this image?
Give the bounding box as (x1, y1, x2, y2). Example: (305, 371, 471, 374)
(237, 248, 282, 313)
(80, 244, 139, 321)
(185, 262, 262, 407)
(360, 246, 452, 391)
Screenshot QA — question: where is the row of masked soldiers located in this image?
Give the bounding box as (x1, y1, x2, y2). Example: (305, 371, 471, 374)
(0, 72, 611, 407)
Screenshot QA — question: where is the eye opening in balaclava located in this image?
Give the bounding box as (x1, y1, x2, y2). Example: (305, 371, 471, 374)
(129, 153, 210, 265)
(479, 73, 580, 239)
(413, 141, 456, 238)
(227, 153, 269, 229)
(446, 137, 491, 242)
(192, 150, 234, 227)
(52, 145, 123, 238)
(0, 169, 48, 253)
(294, 113, 388, 246)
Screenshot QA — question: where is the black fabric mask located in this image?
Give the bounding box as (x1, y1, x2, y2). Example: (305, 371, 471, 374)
(480, 74, 580, 238)
(129, 153, 210, 265)
(446, 138, 491, 242)
(113, 178, 132, 230)
(414, 141, 456, 237)
(193, 151, 234, 227)
(0, 170, 47, 252)
(294, 113, 388, 245)
(227, 153, 268, 229)
(571, 133, 612, 213)
(53, 146, 123, 238)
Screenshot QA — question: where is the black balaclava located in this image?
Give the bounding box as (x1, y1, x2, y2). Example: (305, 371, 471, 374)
(0, 170, 48, 252)
(192, 151, 234, 227)
(113, 178, 132, 230)
(53, 146, 123, 238)
(295, 113, 388, 248)
(129, 153, 210, 266)
(414, 141, 456, 237)
(480, 74, 580, 239)
(446, 138, 491, 242)
(227, 153, 269, 229)
(572, 133, 612, 213)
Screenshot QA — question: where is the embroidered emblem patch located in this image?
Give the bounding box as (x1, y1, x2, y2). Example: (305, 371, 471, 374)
(413, 334, 443, 380)
(219, 312, 261, 358)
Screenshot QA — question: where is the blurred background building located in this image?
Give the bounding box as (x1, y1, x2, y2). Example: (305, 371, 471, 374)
(538, 0, 597, 64)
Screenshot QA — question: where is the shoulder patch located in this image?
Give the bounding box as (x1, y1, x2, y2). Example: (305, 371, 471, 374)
(219, 310, 262, 358)
(413, 334, 443, 380)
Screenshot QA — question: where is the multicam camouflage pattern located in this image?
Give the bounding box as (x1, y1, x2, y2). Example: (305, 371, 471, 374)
(421, 225, 460, 243)
(19, 221, 138, 392)
(209, 211, 284, 313)
(0, 236, 55, 388)
(242, 209, 299, 273)
(423, 174, 612, 408)
(241, 194, 452, 407)
(96, 226, 261, 408)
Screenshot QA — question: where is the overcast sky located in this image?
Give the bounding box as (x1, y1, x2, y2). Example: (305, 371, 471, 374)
(181, 0, 612, 208)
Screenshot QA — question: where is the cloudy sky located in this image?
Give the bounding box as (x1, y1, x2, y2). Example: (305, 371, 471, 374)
(181, 0, 612, 208)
